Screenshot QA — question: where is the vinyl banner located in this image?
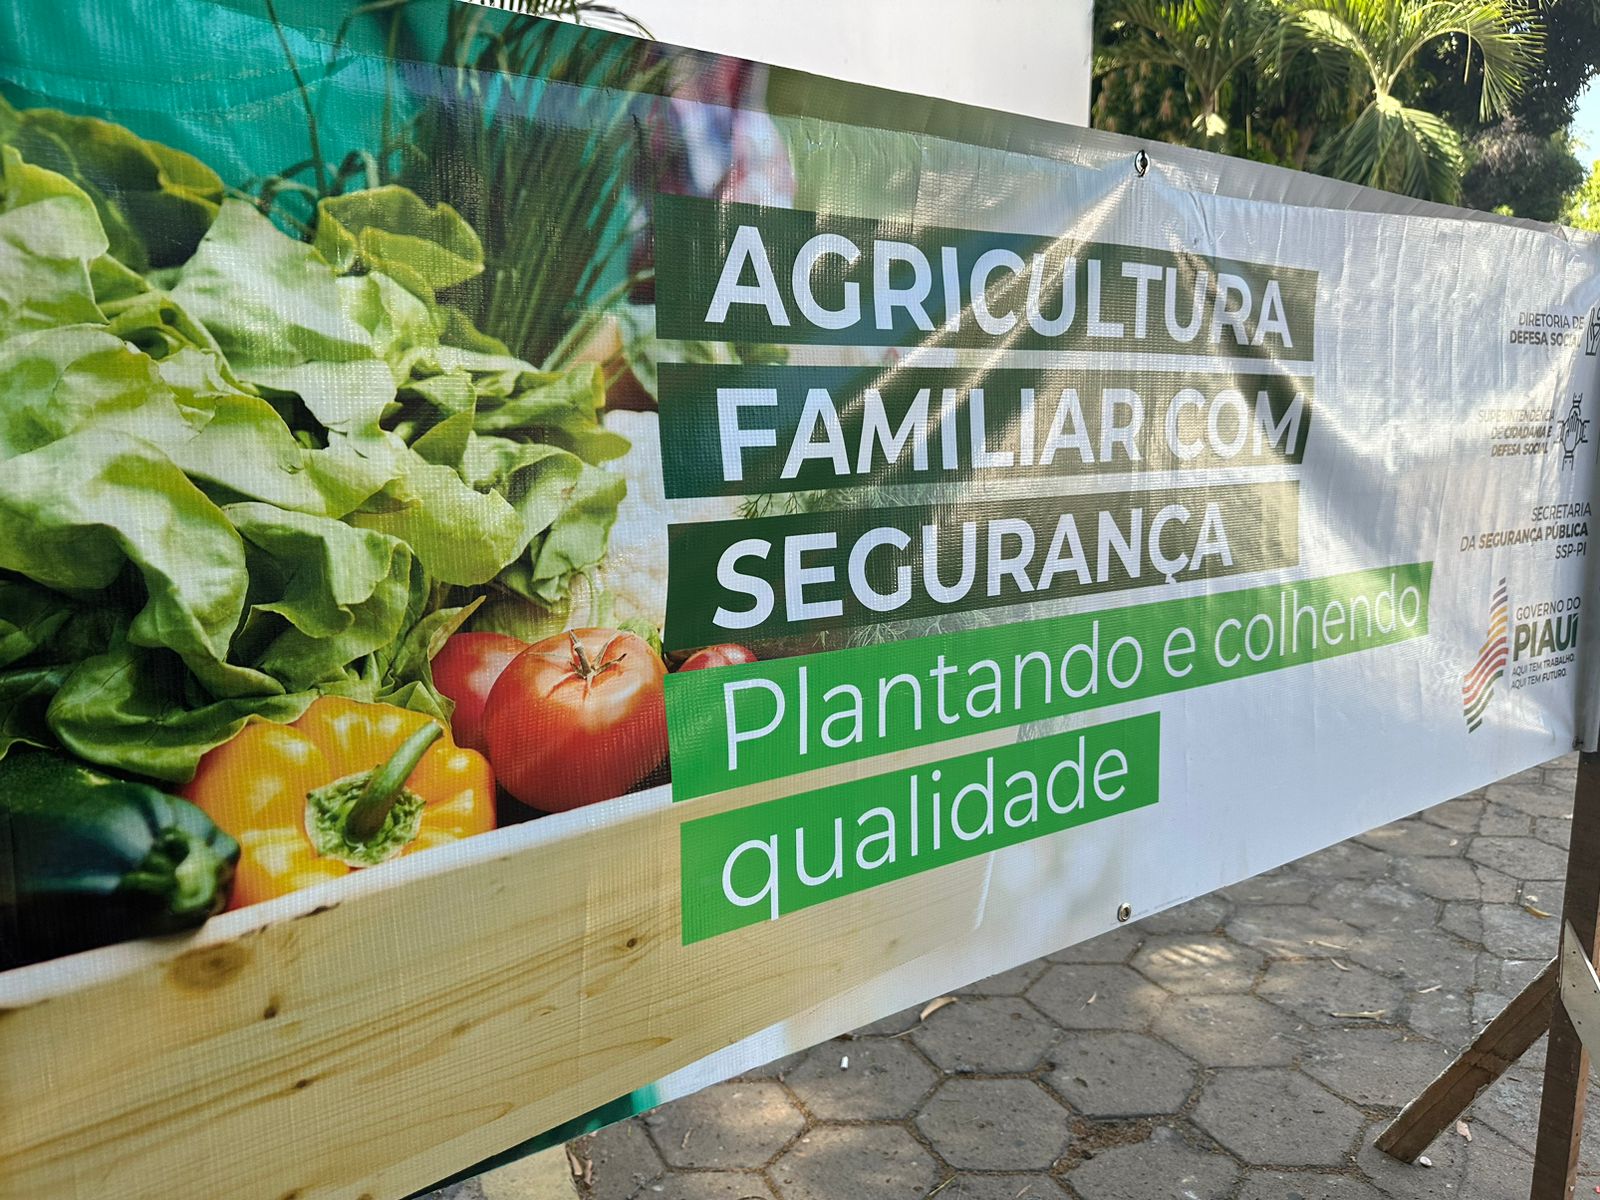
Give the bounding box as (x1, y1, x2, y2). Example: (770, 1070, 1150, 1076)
(2, 3, 1598, 1196)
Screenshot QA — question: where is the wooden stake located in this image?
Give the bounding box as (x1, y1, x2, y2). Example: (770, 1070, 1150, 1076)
(1376, 958, 1556, 1161)
(1531, 749, 1600, 1199)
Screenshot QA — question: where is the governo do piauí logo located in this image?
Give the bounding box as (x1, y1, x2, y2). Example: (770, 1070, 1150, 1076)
(1463, 578, 1510, 732)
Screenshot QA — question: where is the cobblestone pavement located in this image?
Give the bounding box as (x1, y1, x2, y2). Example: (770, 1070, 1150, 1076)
(432, 756, 1600, 1200)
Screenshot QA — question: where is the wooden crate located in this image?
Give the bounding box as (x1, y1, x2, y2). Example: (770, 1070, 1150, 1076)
(0, 733, 1010, 1200)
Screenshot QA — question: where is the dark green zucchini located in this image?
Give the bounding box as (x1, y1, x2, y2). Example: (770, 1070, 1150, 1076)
(0, 748, 238, 970)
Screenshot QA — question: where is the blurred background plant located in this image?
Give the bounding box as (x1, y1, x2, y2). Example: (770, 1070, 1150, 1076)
(250, 0, 661, 370)
(1093, 0, 1600, 220)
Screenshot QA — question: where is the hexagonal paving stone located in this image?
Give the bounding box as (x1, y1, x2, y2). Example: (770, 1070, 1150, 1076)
(1063, 1127, 1240, 1200)
(1225, 908, 1363, 959)
(1026, 964, 1167, 1031)
(783, 1037, 936, 1120)
(1496, 957, 1549, 994)
(1151, 992, 1308, 1068)
(1192, 1069, 1364, 1167)
(1220, 868, 1319, 907)
(1406, 983, 1474, 1046)
(1131, 935, 1262, 995)
(1355, 1117, 1533, 1199)
(1547, 764, 1579, 793)
(770, 1125, 938, 1200)
(852, 1004, 926, 1037)
(1517, 879, 1562, 912)
(1418, 796, 1485, 833)
(570, 1121, 664, 1197)
(1257, 959, 1404, 1028)
(1478, 807, 1534, 836)
(1439, 902, 1555, 959)
(915, 1079, 1071, 1170)
(1046, 925, 1144, 965)
(647, 1082, 804, 1169)
(1533, 816, 1573, 849)
(957, 958, 1049, 997)
(913, 996, 1059, 1074)
(1472, 987, 1524, 1034)
(1137, 894, 1229, 936)
(1461, 1057, 1600, 1172)
(1045, 1031, 1197, 1116)
(1294, 840, 1390, 880)
(733, 1050, 809, 1082)
(1501, 765, 1549, 786)
(1485, 781, 1576, 819)
(1466, 836, 1568, 880)
(1356, 818, 1467, 858)
(1298, 1027, 1452, 1107)
(1310, 880, 1436, 931)
(1394, 856, 1512, 903)
(645, 1170, 777, 1199)
(1236, 1170, 1384, 1200)
(1339, 927, 1478, 994)
(928, 1175, 1062, 1199)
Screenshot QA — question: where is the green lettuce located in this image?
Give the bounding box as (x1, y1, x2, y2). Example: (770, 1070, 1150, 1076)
(0, 108, 627, 781)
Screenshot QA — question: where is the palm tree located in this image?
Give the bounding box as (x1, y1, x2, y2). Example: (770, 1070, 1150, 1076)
(1291, 0, 1541, 201)
(1095, 0, 1283, 147)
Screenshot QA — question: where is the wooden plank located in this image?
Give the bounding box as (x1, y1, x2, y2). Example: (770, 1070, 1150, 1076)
(0, 747, 1001, 1200)
(1532, 749, 1600, 1199)
(1559, 921, 1600, 1060)
(1375, 958, 1557, 1162)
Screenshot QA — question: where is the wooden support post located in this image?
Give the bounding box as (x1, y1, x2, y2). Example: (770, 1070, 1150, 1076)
(1377, 958, 1556, 1161)
(1531, 749, 1600, 1199)
(1379, 749, 1600, 1178)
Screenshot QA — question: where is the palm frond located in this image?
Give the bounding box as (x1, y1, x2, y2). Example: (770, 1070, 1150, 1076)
(1319, 91, 1466, 199)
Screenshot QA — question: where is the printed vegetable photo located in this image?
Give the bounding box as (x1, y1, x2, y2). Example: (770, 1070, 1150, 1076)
(0, 3, 787, 969)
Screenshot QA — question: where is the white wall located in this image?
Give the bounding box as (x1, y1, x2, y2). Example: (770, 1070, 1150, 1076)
(618, 0, 1093, 127)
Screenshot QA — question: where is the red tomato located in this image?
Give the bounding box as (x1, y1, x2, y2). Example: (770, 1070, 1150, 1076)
(484, 628, 668, 812)
(432, 632, 527, 753)
(679, 644, 758, 672)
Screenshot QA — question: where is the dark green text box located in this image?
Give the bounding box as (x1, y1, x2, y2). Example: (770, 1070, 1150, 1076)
(665, 563, 1432, 800)
(655, 195, 1317, 359)
(658, 362, 1313, 498)
(664, 481, 1300, 650)
(680, 712, 1160, 942)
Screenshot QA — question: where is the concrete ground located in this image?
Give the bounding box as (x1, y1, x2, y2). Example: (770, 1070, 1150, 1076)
(428, 755, 1600, 1199)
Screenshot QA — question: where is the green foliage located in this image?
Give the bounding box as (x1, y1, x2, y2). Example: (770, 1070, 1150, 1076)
(1463, 122, 1585, 220)
(1561, 157, 1600, 230)
(0, 109, 624, 780)
(1095, 0, 1283, 145)
(1290, 0, 1540, 201)
(1417, 0, 1600, 137)
(1093, 0, 1547, 206)
(0, 98, 223, 270)
(1319, 92, 1467, 201)
(403, 13, 664, 369)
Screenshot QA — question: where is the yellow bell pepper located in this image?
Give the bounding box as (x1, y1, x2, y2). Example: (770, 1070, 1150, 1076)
(183, 696, 494, 908)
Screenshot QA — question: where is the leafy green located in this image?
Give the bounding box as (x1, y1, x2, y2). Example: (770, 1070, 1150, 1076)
(47, 642, 316, 782)
(515, 462, 627, 605)
(315, 187, 484, 298)
(350, 457, 526, 586)
(0, 327, 195, 461)
(0, 430, 270, 699)
(0, 146, 108, 332)
(171, 200, 376, 372)
(0, 107, 627, 781)
(0, 96, 222, 270)
(227, 503, 419, 691)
